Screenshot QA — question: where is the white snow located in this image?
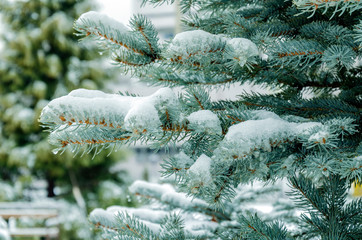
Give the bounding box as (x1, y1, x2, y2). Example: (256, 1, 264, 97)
(149, 87, 178, 107)
(76, 11, 128, 32)
(90, 207, 163, 234)
(184, 219, 218, 237)
(168, 30, 223, 55)
(161, 191, 208, 209)
(89, 208, 117, 228)
(40, 87, 178, 133)
(68, 88, 110, 98)
(168, 30, 260, 67)
(128, 180, 174, 199)
(308, 131, 329, 143)
(221, 115, 322, 155)
(227, 38, 259, 66)
(139, 219, 162, 234)
(0, 228, 10, 240)
(173, 151, 193, 169)
(124, 101, 161, 132)
(188, 154, 213, 188)
(225, 118, 293, 143)
(40, 91, 136, 126)
(186, 110, 222, 135)
(107, 206, 168, 223)
(129, 180, 209, 210)
(295, 122, 322, 135)
(250, 110, 281, 120)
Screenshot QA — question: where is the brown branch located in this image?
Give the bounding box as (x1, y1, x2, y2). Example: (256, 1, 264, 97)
(59, 115, 121, 128)
(93, 221, 124, 232)
(248, 224, 268, 238)
(214, 165, 235, 203)
(172, 167, 190, 171)
(162, 124, 191, 132)
(125, 224, 144, 239)
(80, 27, 147, 56)
(138, 26, 154, 55)
(60, 136, 131, 148)
(351, 165, 362, 172)
(227, 115, 244, 124)
(271, 29, 294, 37)
(233, 21, 245, 29)
(165, 110, 170, 122)
(290, 179, 328, 219)
(193, 94, 205, 110)
(95, 30, 146, 56)
(278, 50, 324, 58)
(157, 76, 236, 85)
(114, 58, 147, 66)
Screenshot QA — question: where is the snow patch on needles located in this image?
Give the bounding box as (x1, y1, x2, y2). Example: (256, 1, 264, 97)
(167, 30, 261, 68)
(89, 208, 118, 229)
(187, 110, 222, 135)
(173, 151, 194, 169)
(107, 206, 168, 223)
(188, 154, 214, 192)
(220, 115, 322, 156)
(227, 38, 259, 67)
(129, 180, 175, 200)
(76, 11, 128, 33)
(224, 118, 294, 151)
(161, 191, 208, 209)
(124, 101, 161, 132)
(40, 87, 178, 135)
(168, 30, 223, 55)
(308, 131, 329, 143)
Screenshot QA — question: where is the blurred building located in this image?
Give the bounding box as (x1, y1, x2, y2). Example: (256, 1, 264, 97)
(112, 146, 179, 182)
(132, 0, 181, 39)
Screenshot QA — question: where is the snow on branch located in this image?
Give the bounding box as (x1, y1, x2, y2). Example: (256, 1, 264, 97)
(165, 30, 260, 69)
(90, 180, 225, 238)
(40, 87, 230, 155)
(75, 13, 264, 86)
(39, 88, 181, 151)
(89, 208, 161, 239)
(75, 11, 133, 51)
(40, 83, 358, 205)
(216, 115, 322, 159)
(74, 11, 161, 67)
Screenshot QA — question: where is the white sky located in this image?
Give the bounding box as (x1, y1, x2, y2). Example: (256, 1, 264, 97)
(97, 0, 132, 24)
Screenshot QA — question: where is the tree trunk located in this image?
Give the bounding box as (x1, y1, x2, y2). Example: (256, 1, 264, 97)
(46, 176, 55, 198)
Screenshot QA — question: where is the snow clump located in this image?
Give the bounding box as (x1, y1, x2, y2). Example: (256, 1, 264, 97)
(76, 11, 128, 33)
(187, 110, 222, 135)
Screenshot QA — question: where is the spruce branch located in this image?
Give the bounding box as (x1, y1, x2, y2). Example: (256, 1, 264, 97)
(294, 0, 362, 19)
(40, 1, 362, 238)
(238, 214, 290, 240)
(355, 20, 362, 46)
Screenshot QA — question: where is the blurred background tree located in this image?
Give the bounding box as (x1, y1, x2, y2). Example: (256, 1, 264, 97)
(0, 0, 133, 211)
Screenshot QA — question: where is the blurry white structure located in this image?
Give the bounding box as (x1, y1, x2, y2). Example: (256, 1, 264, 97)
(132, 0, 181, 39)
(112, 147, 179, 182)
(98, 0, 132, 24)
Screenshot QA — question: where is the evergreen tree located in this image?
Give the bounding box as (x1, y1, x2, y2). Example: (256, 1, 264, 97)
(0, 0, 126, 205)
(40, 0, 361, 239)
